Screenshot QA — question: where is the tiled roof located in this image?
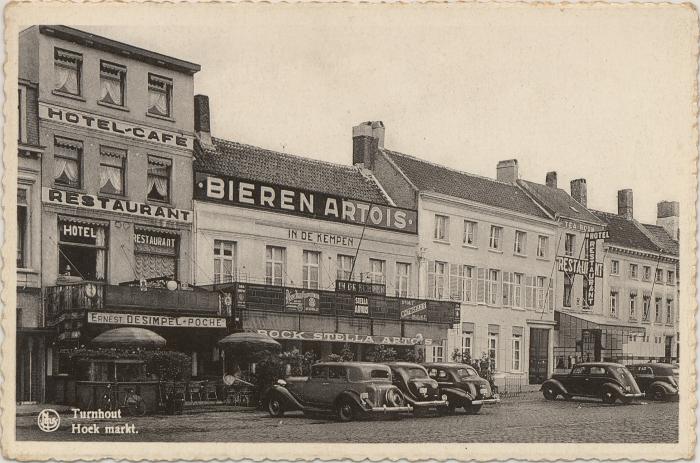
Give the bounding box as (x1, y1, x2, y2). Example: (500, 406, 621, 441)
(518, 180, 603, 225)
(194, 138, 390, 204)
(643, 224, 679, 256)
(590, 210, 662, 254)
(382, 150, 550, 219)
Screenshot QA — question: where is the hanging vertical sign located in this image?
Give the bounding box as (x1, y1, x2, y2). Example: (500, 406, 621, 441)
(584, 229, 609, 307)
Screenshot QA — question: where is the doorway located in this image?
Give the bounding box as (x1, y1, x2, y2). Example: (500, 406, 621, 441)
(529, 328, 549, 384)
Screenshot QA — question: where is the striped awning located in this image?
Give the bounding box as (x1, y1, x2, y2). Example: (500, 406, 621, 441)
(58, 215, 110, 228)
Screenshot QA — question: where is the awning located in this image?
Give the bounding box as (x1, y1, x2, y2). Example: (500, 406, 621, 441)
(556, 310, 646, 334)
(90, 327, 166, 348)
(58, 214, 110, 228)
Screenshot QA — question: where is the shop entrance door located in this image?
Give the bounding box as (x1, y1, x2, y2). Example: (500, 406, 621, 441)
(528, 328, 549, 384)
(581, 329, 602, 362)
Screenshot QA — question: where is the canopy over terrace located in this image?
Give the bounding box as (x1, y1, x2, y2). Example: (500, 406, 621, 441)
(554, 310, 646, 369)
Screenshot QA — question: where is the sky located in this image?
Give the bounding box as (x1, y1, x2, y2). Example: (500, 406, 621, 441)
(76, 4, 697, 224)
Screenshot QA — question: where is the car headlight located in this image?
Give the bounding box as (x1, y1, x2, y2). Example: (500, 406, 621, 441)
(360, 392, 369, 402)
(441, 394, 447, 401)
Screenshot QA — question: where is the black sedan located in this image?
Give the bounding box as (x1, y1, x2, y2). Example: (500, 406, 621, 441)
(541, 362, 643, 404)
(384, 362, 448, 415)
(627, 363, 679, 401)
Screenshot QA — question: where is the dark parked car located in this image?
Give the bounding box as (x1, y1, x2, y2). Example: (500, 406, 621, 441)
(384, 362, 448, 415)
(541, 362, 643, 404)
(627, 363, 679, 401)
(263, 362, 412, 421)
(423, 362, 500, 414)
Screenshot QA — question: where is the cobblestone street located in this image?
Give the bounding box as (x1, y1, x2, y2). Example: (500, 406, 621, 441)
(18, 395, 678, 443)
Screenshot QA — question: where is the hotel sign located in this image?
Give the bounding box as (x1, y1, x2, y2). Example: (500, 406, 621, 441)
(88, 312, 226, 329)
(256, 329, 433, 346)
(43, 188, 192, 223)
(194, 172, 418, 234)
(39, 103, 194, 150)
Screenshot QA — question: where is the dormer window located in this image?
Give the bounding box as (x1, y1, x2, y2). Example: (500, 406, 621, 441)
(147, 73, 172, 118)
(54, 48, 82, 96)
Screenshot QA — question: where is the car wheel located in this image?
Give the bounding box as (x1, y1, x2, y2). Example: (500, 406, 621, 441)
(464, 404, 482, 415)
(336, 398, 357, 422)
(542, 386, 558, 400)
(267, 396, 285, 417)
(601, 389, 617, 405)
(652, 387, 666, 401)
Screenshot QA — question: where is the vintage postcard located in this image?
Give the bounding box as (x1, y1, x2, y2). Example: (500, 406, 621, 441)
(2, 1, 697, 461)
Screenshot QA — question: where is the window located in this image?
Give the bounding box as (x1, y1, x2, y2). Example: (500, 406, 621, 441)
(642, 295, 651, 321)
(488, 332, 498, 370)
(434, 215, 449, 241)
(435, 261, 447, 299)
(462, 332, 473, 361)
(655, 268, 663, 283)
(610, 291, 618, 317)
(147, 74, 172, 118)
(537, 235, 549, 258)
(99, 146, 126, 195)
(213, 240, 236, 284)
(486, 269, 499, 305)
(666, 299, 673, 324)
(512, 334, 522, 371)
(655, 297, 662, 322)
(18, 86, 27, 143)
(643, 266, 651, 281)
(536, 276, 547, 310)
(99, 61, 126, 106)
(53, 137, 82, 188)
(629, 264, 638, 279)
(463, 266, 475, 302)
(147, 156, 171, 202)
(369, 258, 386, 285)
(513, 273, 523, 308)
(564, 233, 576, 257)
(336, 254, 354, 281)
(629, 292, 637, 319)
(611, 260, 620, 275)
(17, 189, 28, 268)
(54, 48, 82, 96)
(463, 220, 477, 246)
(502, 272, 513, 307)
(563, 273, 573, 308)
(489, 226, 503, 250)
(431, 343, 444, 362)
(667, 271, 675, 285)
(301, 251, 320, 289)
(514, 231, 527, 255)
(134, 229, 178, 281)
(265, 246, 285, 286)
(58, 219, 107, 281)
(395, 262, 410, 297)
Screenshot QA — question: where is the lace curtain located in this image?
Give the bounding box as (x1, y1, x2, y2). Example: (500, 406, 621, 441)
(95, 227, 106, 280)
(54, 65, 78, 94)
(100, 165, 123, 193)
(54, 156, 79, 185)
(100, 77, 122, 105)
(147, 165, 169, 198)
(148, 89, 168, 116)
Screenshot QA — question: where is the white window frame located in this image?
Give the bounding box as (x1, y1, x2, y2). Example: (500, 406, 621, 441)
(610, 291, 618, 318)
(395, 262, 410, 297)
(431, 343, 445, 362)
(463, 265, 475, 302)
(643, 266, 651, 281)
(213, 240, 236, 284)
(462, 332, 473, 360)
(514, 230, 527, 255)
(629, 263, 638, 279)
(666, 299, 673, 324)
(642, 295, 651, 321)
(369, 258, 386, 285)
(463, 220, 477, 246)
(434, 214, 449, 241)
(537, 235, 548, 258)
(655, 268, 663, 283)
(512, 335, 522, 371)
(667, 270, 675, 285)
(488, 333, 498, 370)
(489, 226, 502, 251)
(629, 292, 637, 319)
(536, 276, 547, 310)
(655, 297, 662, 322)
(611, 260, 620, 275)
(435, 261, 447, 299)
(17, 187, 30, 269)
(302, 250, 321, 289)
(502, 272, 513, 307)
(336, 254, 354, 281)
(265, 246, 286, 286)
(564, 233, 576, 257)
(486, 269, 499, 305)
(513, 273, 523, 308)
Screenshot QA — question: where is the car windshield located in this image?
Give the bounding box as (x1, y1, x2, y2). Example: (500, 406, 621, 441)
(456, 367, 477, 378)
(406, 367, 428, 379)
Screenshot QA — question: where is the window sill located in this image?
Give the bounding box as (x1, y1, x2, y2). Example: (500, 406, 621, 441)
(433, 239, 450, 245)
(52, 90, 86, 102)
(488, 248, 503, 254)
(462, 244, 478, 250)
(99, 191, 128, 200)
(17, 268, 39, 274)
(610, 274, 620, 277)
(146, 112, 176, 123)
(97, 100, 130, 112)
(53, 184, 86, 194)
(509, 306, 526, 312)
(513, 252, 528, 258)
(147, 199, 173, 208)
(536, 256, 550, 262)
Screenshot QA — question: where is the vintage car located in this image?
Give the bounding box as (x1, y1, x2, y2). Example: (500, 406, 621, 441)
(627, 363, 679, 401)
(384, 362, 448, 415)
(263, 362, 412, 421)
(541, 362, 643, 404)
(423, 362, 500, 414)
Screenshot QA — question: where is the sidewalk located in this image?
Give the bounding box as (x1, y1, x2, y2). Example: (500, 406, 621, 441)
(16, 403, 75, 417)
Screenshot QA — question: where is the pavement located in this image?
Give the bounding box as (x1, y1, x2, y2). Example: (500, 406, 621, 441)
(15, 394, 678, 443)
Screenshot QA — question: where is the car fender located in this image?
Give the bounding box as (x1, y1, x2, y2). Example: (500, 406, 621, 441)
(334, 390, 365, 409)
(541, 379, 568, 395)
(265, 385, 303, 411)
(601, 382, 625, 397)
(649, 381, 677, 394)
(441, 386, 474, 401)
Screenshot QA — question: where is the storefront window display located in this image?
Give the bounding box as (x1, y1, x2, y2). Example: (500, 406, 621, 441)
(134, 228, 179, 281)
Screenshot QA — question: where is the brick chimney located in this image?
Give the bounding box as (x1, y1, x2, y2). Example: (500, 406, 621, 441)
(570, 178, 587, 207)
(194, 94, 214, 150)
(352, 121, 383, 168)
(657, 200, 680, 240)
(496, 159, 519, 183)
(617, 189, 634, 220)
(546, 171, 557, 188)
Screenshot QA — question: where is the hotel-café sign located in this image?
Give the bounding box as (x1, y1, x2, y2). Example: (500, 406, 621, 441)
(194, 172, 418, 234)
(39, 103, 194, 150)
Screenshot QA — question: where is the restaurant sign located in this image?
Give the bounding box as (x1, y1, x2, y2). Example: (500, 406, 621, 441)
(88, 312, 226, 329)
(39, 103, 194, 150)
(256, 329, 433, 346)
(194, 172, 418, 234)
(44, 188, 192, 223)
(556, 256, 604, 278)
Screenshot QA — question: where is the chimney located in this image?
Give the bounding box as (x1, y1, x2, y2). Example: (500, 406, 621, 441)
(657, 200, 680, 240)
(352, 121, 383, 168)
(570, 178, 588, 208)
(617, 189, 634, 220)
(194, 94, 214, 150)
(496, 159, 519, 183)
(545, 171, 557, 188)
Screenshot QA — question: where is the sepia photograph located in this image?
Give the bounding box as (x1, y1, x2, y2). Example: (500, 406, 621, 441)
(2, 2, 696, 461)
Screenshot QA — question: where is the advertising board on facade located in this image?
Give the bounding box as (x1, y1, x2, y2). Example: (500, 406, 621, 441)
(400, 301, 428, 321)
(256, 329, 433, 346)
(556, 256, 604, 278)
(194, 172, 418, 233)
(87, 312, 226, 329)
(284, 289, 320, 313)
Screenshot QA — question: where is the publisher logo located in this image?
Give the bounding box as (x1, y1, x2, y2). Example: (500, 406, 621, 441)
(37, 409, 60, 432)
